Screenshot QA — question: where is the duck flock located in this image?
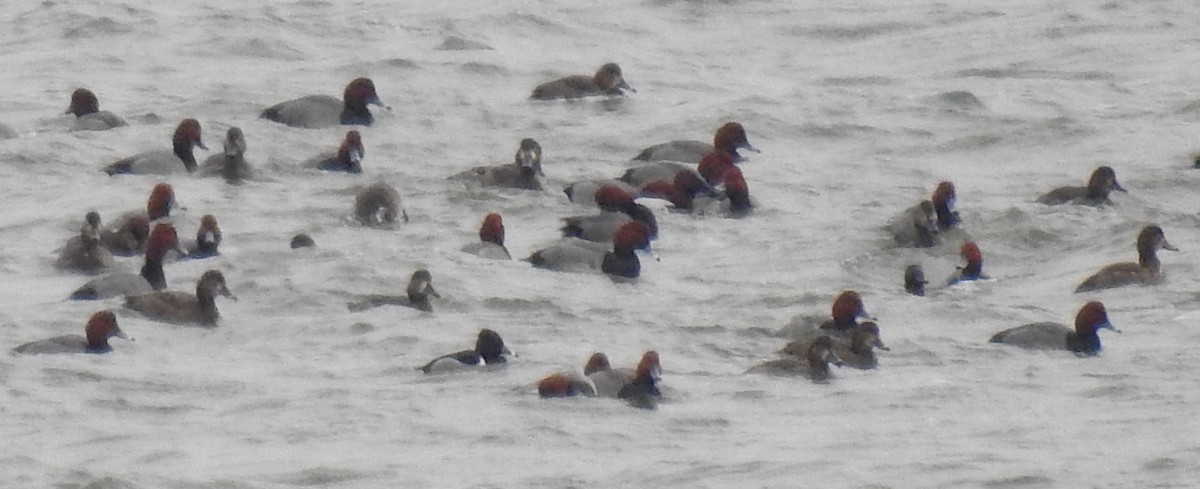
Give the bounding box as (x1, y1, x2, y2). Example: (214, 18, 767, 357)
(4, 0, 1200, 485)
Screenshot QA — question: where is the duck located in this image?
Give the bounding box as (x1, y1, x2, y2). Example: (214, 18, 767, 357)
(290, 233, 316, 249)
(184, 215, 221, 259)
(618, 161, 694, 188)
(947, 241, 987, 285)
(932, 181, 961, 231)
(528, 221, 655, 280)
(886, 200, 938, 248)
(70, 222, 185, 300)
(197, 126, 252, 184)
(304, 130, 364, 173)
(587, 351, 662, 400)
(461, 213, 511, 260)
(696, 123, 759, 185)
(56, 211, 116, 273)
(615, 351, 662, 409)
(530, 62, 635, 100)
(1075, 225, 1178, 293)
(989, 301, 1118, 356)
(347, 269, 441, 312)
(780, 290, 874, 338)
(722, 166, 753, 218)
(354, 182, 408, 225)
(781, 322, 888, 370)
(124, 270, 236, 327)
(64, 88, 126, 131)
(451, 138, 543, 190)
(261, 77, 388, 128)
(100, 182, 179, 256)
(103, 119, 207, 175)
(1036, 166, 1125, 206)
(537, 352, 611, 398)
(418, 329, 514, 373)
(560, 186, 658, 243)
(749, 336, 844, 382)
(904, 264, 928, 296)
(12, 310, 129, 355)
(633, 122, 758, 167)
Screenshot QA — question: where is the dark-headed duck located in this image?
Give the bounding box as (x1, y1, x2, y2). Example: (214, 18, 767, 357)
(529, 221, 655, 280)
(661, 169, 720, 213)
(531, 62, 634, 100)
(750, 336, 843, 381)
(13, 310, 129, 355)
(101, 183, 178, 256)
(348, 269, 441, 313)
(198, 126, 252, 184)
(261, 78, 387, 128)
(780, 290, 875, 338)
(56, 211, 116, 273)
(104, 119, 206, 175)
(124, 270, 237, 327)
(452, 138, 543, 190)
(184, 215, 221, 259)
(561, 186, 658, 243)
(947, 241, 987, 285)
(70, 222, 185, 300)
(989, 301, 1118, 356)
(904, 264, 928, 296)
(537, 352, 610, 398)
(1037, 166, 1125, 206)
(932, 181, 960, 231)
(354, 183, 408, 225)
(419, 329, 514, 373)
(290, 233, 316, 249)
(782, 322, 888, 370)
(1076, 225, 1177, 293)
(461, 213, 511, 260)
(65, 88, 126, 131)
(635, 122, 758, 167)
(697, 123, 759, 185)
(308, 130, 364, 173)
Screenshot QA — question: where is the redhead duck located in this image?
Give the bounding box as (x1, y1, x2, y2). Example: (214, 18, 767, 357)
(561, 186, 658, 243)
(782, 322, 888, 370)
(306, 131, 364, 174)
(124, 270, 236, 327)
(56, 211, 116, 273)
(70, 222, 184, 300)
(947, 241, 987, 285)
(461, 213, 511, 260)
(904, 264, 928, 296)
(261, 78, 387, 128)
(104, 119, 206, 175)
(651, 169, 720, 212)
(697, 123, 759, 185)
(198, 127, 252, 184)
(65, 88, 126, 131)
(348, 269, 441, 312)
(635, 122, 758, 167)
(750, 336, 844, 381)
(616, 351, 662, 409)
(184, 215, 221, 259)
(354, 183, 408, 225)
(989, 301, 1118, 356)
(530, 62, 635, 100)
(1076, 225, 1178, 293)
(451, 138, 543, 190)
(932, 181, 961, 231)
(537, 352, 610, 398)
(587, 351, 662, 400)
(101, 183, 178, 256)
(780, 290, 874, 338)
(1037, 166, 1125, 206)
(887, 200, 937, 248)
(418, 329, 514, 373)
(290, 233, 315, 249)
(530, 221, 655, 280)
(722, 166, 752, 217)
(13, 310, 129, 355)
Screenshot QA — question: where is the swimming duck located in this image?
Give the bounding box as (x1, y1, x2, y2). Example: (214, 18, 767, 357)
(586, 351, 662, 403)
(348, 269, 441, 312)
(634, 122, 758, 167)
(722, 166, 752, 218)
(528, 221, 655, 280)
(261, 78, 387, 128)
(56, 211, 116, 273)
(1075, 225, 1177, 292)
(103, 119, 207, 175)
(537, 352, 611, 398)
(418, 329, 514, 373)
(65, 88, 126, 131)
(461, 213, 511, 260)
(782, 322, 888, 370)
(305, 130, 364, 173)
(887, 200, 938, 248)
(124, 270, 236, 327)
(197, 126, 252, 184)
(12, 310, 129, 355)
(780, 290, 874, 338)
(100, 183, 177, 257)
(947, 241, 987, 285)
(989, 301, 1118, 356)
(354, 183, 408, 225)
(561, 186, 658, 243)
(290, 233, 316, 249)
(1036, 166, 1125, 206)
(451, 138, 543, 190)
(932, 181, 961, 231)
(184, 215, 221, 259)
(750, 336, 844, 381)
(904, 264, 928, 296)
(530, 63, 635, 100)
(70, 222, 185, 300)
